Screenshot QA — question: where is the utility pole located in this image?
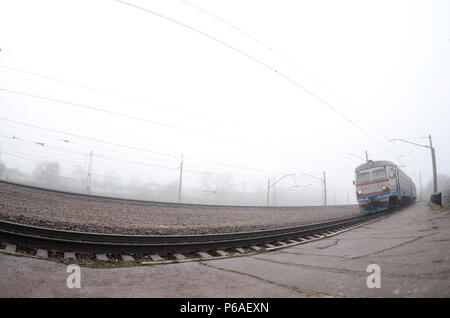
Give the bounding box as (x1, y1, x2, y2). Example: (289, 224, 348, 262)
(273, 179, 277, 206)
(428, 135, 438, 193)
(349, 152, 365, 163)
(267, 174, 296, 206)
(0, 143, 5, 180)
(390, 135, 438, 193)
(365, 150, 368, 163)
(419, 172, 423, 201)
(178, 154, 184, 203)
(301, 172, 326, 206)
(86, 150, 93, 193)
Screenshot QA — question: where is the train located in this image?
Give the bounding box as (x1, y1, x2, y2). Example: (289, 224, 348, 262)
(354, 160, 416, 214)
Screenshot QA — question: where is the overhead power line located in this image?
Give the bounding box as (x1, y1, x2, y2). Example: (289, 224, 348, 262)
(1, 151, 180, 186)
(0, 122, 310, 178)
(1, 151, 283, 196)
(2, 147, 180, 181)
(0, 133, 180, 171)
(0, 89, 345, 170)
(0, 64, 232, 128)
(1, 129, 343, 184)
(0, 116, 178, 159)
(113, 0, 398, 162)
(0, 126, 269, 177)
(0, 64, 353, 164)
(0, 120, 181, 166)
(0, 130, 317, 181)
(179, 0, 392, 142)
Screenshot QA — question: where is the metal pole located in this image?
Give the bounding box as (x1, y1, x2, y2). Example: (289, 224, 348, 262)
(390, 136, 438, 194)
(365, 150, 368, 163)
(267, 174, 296, 206)
(323, 171, 327, 206)
(428, 135, 438, 193)
(178, 154, 184, 203)
(273, 180, 277, 206)
(419, 172, 422, 201)
(321, 178, 324, 206)
(86, 150, 93, 193)
(1, 143, 6, 181)
(0, 143, 5, 180)
(301, 173, 325, 206)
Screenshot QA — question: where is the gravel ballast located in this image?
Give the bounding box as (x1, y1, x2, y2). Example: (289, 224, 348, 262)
(0, 181, 360, 235)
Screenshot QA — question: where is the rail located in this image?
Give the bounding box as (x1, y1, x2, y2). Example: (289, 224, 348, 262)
(0, 210, 392, 254)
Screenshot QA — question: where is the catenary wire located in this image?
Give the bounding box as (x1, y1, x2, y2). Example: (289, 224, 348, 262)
(113, 0, 399, 162)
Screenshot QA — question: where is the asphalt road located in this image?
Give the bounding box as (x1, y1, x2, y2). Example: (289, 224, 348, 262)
(0, 201, 448, 297)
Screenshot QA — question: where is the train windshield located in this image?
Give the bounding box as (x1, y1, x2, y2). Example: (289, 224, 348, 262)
(372, 168, 386, 180)
(356, 171, 370, 183)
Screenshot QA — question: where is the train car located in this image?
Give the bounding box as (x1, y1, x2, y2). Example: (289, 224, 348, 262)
(354, 160, 416, 214)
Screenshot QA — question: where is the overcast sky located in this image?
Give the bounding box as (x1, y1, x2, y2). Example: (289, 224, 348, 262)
(0, 0, 449, 204)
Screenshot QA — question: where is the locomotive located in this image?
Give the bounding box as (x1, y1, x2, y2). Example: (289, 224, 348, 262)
(354, 160, 416, 214)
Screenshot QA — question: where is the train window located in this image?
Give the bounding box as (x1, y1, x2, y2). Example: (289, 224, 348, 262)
(389, 168, 396, 178)
(372, 168, 386, 180)
(356, 171, 370, 183)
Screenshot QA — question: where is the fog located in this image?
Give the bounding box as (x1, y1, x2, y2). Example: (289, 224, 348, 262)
(0, 0, 449, 205)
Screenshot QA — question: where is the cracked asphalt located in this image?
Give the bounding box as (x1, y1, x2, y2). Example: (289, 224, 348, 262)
(0, 201, 449, 297)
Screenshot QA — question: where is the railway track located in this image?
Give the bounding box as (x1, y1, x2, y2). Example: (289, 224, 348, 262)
(0, 207, 398, 266)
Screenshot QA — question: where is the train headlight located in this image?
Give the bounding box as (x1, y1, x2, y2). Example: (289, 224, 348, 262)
(357, 190, 363, 195)
(382, 185, 390, 191)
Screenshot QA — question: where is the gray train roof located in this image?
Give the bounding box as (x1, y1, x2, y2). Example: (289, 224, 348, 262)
(355, 160, 396, 172)
(354, 160, 415, 187)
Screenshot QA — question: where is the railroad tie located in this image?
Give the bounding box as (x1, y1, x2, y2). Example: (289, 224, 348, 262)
(198, 251, 213, 259)
(36, 249, 48, 258)
(64, 252, 76, 260)
(96, 254, 109, 262)
(121, 255, 135, 262)
(150, 254, 164, 262)
(235, 248, 245, 254)
(5, 244, 16, 253)
(216, 250, 229, 257)
(265, 243, 277, 249)
(249, 246, 262, 251)
(173, 253, 186, 260)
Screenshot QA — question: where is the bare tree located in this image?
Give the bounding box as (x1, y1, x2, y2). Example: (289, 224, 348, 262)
(0, 161, 5, 180)
(200, 172, 215, 192)
(215, 173, 235, 192)
(32, 161, 61, 186)
(70, 165, 86, 180)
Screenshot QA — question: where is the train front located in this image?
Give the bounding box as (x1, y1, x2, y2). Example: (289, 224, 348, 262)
(354, 161, 392, 214)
